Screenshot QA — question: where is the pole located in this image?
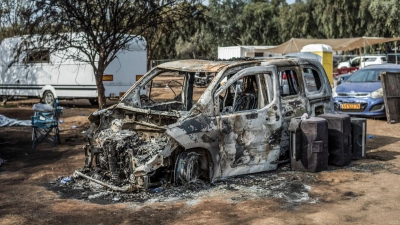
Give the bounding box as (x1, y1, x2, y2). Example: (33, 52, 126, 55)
(395, 41, 398, 64)
(363, 37, 366, 56)
(362, 37, 366, 67)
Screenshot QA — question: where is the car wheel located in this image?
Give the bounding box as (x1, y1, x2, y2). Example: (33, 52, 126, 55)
(89, 98, 99, 105)
(42, 91, 55, 105)
(174, 152, 201, 185)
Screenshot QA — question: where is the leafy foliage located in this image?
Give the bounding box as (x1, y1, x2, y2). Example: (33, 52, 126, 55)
(1, 0, 400, 105)
(19, 0, 201, 108)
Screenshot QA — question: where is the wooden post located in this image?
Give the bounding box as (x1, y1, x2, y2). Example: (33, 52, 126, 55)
(395, 41, 398, 64)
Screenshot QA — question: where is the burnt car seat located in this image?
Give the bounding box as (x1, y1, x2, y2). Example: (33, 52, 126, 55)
(234, 76, 258, 111)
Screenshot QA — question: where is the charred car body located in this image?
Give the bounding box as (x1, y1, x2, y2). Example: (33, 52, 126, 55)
(79, 58, 333, 191)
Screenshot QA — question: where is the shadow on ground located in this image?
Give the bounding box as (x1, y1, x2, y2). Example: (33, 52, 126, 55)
(366, 134, 400, 151)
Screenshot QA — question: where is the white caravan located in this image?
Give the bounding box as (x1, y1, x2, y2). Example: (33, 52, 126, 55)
(0, 34, 147, 105)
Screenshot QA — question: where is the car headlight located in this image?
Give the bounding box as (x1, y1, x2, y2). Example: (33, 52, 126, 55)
(371, 88, 383, 98)
(332, 87, 338, 98)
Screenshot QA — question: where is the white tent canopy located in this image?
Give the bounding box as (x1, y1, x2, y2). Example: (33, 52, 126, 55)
(263, 37, 400, 54)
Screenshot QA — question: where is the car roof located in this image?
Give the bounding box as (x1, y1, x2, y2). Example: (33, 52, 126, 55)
(360, 64, 400, 70)
(156, 58, 321, 73)
(156, 59, 259, 73)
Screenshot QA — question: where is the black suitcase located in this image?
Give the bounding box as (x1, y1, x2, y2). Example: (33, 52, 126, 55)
(288, 117, 329, 172)
(318, 113, 352, 167)
(350, 117, 367, 159)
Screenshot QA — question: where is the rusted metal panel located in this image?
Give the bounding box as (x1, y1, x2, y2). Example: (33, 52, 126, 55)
(381, 71, 400, 124)
(156, 59, 259, 73)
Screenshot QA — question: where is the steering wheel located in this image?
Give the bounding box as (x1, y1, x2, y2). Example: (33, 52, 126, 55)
(167, 80, 183, 98)
(140, 94, 155, 104)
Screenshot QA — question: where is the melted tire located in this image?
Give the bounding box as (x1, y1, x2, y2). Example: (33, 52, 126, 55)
(174, 152, 201, 185)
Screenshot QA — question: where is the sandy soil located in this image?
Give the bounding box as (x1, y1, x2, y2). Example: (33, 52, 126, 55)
(1, 99, 400, 225)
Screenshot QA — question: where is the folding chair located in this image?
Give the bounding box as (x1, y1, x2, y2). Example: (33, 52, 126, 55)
(31, 100, 62, 149)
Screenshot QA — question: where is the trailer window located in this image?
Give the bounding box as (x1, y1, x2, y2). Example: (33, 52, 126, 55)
(254, 52, 264, 57)
(26, 50, 50, 63)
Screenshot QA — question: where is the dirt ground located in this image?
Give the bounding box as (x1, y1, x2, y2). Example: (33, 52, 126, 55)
(1, 98, 400, 225)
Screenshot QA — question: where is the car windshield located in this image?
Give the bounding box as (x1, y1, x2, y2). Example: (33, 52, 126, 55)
(346, 69, 381, 82)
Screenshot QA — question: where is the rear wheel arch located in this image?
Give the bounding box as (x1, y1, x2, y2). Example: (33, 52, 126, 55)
(40, 85, 58, 99)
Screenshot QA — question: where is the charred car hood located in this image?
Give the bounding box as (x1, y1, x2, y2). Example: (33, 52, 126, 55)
(88, 104, 187, 124)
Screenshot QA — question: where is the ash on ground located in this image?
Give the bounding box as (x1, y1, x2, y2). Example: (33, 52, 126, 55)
(45, 161, 391, 207)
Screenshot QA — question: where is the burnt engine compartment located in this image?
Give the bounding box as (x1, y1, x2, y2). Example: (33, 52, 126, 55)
(82, 108, 180, 190)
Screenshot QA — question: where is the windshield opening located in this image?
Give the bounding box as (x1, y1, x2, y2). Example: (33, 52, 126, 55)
(138, 70, 206, 112)
(346, 69, 382, 83)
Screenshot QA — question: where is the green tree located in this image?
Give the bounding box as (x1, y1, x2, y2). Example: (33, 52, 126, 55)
(278, 0, 317, 41)
(237, 0, 286, 45)
(309, 0, 363, 38)
(144, 3, 205, 69)
(368, 0, 400, 37)
(24, 0, 201, 109)
(204, 0, 246, 56)
(0, 0, 34, 42)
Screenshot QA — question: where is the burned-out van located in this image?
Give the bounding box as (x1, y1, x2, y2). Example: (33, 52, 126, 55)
(78, 58, 333, 191)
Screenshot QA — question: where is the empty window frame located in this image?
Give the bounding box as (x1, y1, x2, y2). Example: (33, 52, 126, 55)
(303, 67, 322, 92)
(144, 71, 184, 103)
(279, 69, 299, 96)
(217, 73, 272, 114)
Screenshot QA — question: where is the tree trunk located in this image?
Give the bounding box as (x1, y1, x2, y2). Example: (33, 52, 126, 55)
(147, 48, 152, 71)
(95, 59, 107, 109)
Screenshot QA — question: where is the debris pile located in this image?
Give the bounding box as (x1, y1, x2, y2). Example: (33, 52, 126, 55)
(47, 161, 393, 206)
(48, 164, 318, 206)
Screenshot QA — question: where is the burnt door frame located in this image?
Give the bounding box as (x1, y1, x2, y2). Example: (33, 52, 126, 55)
(300, 64, 333, 117)
(278, 66, 307, 162)
(213, 66, 282, 178)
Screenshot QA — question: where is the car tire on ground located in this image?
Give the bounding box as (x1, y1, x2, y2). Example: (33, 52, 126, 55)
(89, 98, 99, 105)
(174, 152, 202, 185)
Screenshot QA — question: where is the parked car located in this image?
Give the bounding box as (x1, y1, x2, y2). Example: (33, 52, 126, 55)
(77, 58, 334, 191)
(333, 55, 356, 68)
(338, 55, 387, 69)
(333, 64, 400, 117)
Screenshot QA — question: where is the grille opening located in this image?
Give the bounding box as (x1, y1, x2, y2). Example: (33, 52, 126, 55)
(370, 104, 384, 112)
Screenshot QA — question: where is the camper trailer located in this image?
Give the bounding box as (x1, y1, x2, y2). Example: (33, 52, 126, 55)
(0, 34, 147, 105)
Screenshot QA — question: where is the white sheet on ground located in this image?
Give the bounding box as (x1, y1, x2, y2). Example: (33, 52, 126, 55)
(0, 114, 31, 127)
